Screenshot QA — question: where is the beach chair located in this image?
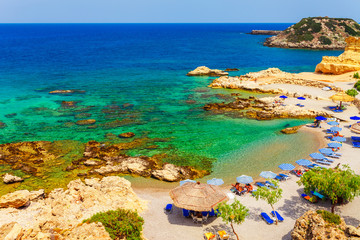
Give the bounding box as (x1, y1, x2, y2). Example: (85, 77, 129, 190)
(329, 106, 336, 110)
(291, 170, 303, 177)
(204, 232, 216, 240)
(322, 152, 340, 158)
(316, 160, 331, 165)
(275, 175, 283, 181)
(256, 182, 269, 189)
(353, 142, 360, 148)
(164, 204, 173, 214)
(183, 209, 190, 217)
(260, 212, 274, 224)
(271, 211, 284, 222)
(217, 230, 230, 240)
(209, 209, 215, 217)
(333, 109, 343, 113)
(279, 173, 290, 180)
(351, 136, 360, 142)
(311, 191, 325, 200)
(265, 181, 278, 189)
(301, 193, 318, 203)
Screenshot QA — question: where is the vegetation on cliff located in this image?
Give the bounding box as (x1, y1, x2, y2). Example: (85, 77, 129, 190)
(84, 209, 144, 240)
(264, 17, 360, 49)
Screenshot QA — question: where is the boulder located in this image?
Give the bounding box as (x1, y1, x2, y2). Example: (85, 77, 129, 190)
(84, 158, 103, 166)
(119, 132, 135, 138)
(2, 173, 24, 184)
(151, 163, 181, 182)
(29, 189, 45, 201)
(281, 125, 303, 134)
(0, 190, 30, 208)
(187, 66, 228, 77)
(76, 119, 96, 126)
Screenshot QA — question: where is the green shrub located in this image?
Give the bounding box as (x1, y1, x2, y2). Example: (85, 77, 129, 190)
(354, 73, 360, 79)
(303, 33, 314, 41)
(354, 80, 360, 91)
(346, 89, 359, 97)
(344, 25, 360, 36)
(354, 23, 360, 31)
(83, 209, 144, 240)
(319, 36, 332, 45)
(316, 210, 341, 225)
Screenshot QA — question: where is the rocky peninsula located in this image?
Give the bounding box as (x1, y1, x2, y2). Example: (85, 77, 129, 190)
(249, 30, 281, 35)
(264, 17, 360, 49)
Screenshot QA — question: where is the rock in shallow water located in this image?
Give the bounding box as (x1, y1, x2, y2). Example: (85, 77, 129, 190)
(187, 66, 228, 77)
(119, 132, 135, 138)
(2, 173, 24, 184)
(76, 119, 96, 125)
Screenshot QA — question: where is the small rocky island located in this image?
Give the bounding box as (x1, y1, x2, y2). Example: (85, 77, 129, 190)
(264, 17, 360, 49)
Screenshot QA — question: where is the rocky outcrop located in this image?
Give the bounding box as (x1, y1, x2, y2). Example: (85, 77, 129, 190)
(151, 163, 185, 182)
(316, 37, 360, 74)
(281, 125, 303, 134)
(119, 132, 135, 138)
(224, 68, 239, 71)
(291, 210, 360, 240)
(264, 17, 360, 49)
(187, 66, 228, 77)
(203, 96, 331, 121)
(209, 68, 342, 93)
(0, 190, 30, 208)
(0, 176, 144, 240)
(249, 30, 281, 35)
(76, 119, 96, 125)
(3, 173, 24, 184)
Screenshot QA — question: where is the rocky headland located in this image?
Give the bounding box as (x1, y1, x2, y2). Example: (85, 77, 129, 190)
(291, 210, 360, 240)
(0, 176, 146, 240)
(208, 67, 342, 95)
(264, 17, 360, 49)
(187, 66, 228, 77)
(203, 96, 330, 120)
(249, 30, 281, 35)
(316, 36, 360, 74)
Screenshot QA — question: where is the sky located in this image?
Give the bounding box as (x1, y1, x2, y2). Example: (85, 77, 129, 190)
(0, 0, 359, 23)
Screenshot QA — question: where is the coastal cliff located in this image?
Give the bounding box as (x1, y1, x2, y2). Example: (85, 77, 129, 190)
(264, 17, 360, 49)
(316, 36, 360, 74)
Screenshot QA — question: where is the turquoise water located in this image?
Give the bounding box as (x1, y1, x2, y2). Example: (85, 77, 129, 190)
(0, 24, 341, 184)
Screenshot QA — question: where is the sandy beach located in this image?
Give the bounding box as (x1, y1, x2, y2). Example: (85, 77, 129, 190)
(135, 73, 360, 240)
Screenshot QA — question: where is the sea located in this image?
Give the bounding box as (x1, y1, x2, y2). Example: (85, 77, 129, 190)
(0, 23, 342, 187)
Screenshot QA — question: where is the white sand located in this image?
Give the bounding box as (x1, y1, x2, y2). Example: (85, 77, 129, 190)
(135, 76, 360, 240)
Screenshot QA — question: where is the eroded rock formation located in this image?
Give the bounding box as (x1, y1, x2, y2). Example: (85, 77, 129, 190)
(316, 36, 360, 74)
(187, 66, 228, 77)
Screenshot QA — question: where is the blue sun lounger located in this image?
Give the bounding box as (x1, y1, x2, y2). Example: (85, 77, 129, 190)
(311, 191, 325, 200)
(271, 211, 284, 222)
(279, 173, 290, 180)
(260, 212, 274, 224)
(353, 142, 360, 148)
(352, 136, 360, 142)
(275, 175, 283, 181)
(265, 181, 278, 189)
(256, 182, 270, 189)
(316, 160, 331, 165)
(322, 153, 341, 158)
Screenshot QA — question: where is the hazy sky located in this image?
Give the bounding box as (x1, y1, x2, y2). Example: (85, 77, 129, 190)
(1, 0, 359, 23)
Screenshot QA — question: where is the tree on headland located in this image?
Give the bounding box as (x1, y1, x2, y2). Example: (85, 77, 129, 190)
(216, 200, 249, 240)
(252, 180, 283, 225)
(298, 165, 360, 213)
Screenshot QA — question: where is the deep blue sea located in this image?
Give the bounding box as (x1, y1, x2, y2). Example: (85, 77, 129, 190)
(0, 24, 342, 184)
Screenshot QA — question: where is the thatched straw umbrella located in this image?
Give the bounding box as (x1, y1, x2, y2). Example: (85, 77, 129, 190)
(329, 92, 355, 108)
(351, 122, 360, 134)
(169, 182, 229, 212)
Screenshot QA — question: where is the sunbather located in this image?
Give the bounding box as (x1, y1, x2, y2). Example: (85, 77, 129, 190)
(245, 183, 253, 192)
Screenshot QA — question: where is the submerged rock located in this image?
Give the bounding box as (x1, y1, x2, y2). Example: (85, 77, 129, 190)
(281, 125, 303, 134)
(76, 119, 96, 125)
(61, 101, 77, 108)
(119, 132, 135, 138)
(225, 68, 239, 71)
(4, 113, 17, 118)
(0, 121, 6, 129)
(2, 173, 24, 184)
(187, 66, 228, 77)
(49, 89, 86, 94)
